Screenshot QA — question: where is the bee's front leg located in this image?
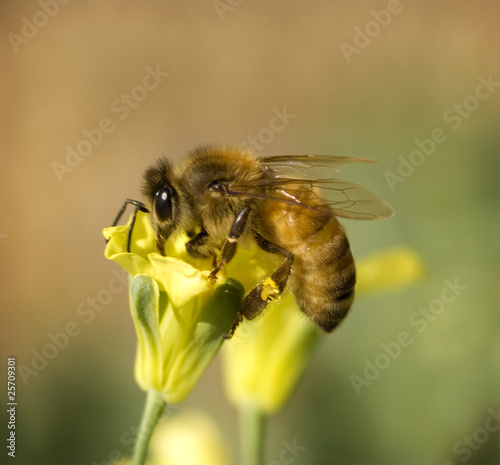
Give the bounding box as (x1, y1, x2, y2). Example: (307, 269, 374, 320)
(108, 199, 149, 253)
(209, 206, 251, 281)
(185, 227, 213, 258)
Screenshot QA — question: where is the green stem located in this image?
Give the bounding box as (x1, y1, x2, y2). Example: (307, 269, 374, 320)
(240, 403, 266, 465)
(132, 389, 166, 465)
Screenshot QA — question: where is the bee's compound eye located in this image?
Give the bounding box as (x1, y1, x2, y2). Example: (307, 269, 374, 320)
(154, 186, 174, 222)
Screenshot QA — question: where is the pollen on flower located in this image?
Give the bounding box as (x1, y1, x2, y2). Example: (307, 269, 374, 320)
(261, 277, 282, 302)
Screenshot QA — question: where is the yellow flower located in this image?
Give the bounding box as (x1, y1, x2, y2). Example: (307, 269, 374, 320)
(104, 212, 244, 404)
(148, 409, 231, 465)
(222, 246, 425, 414)
(356, 246, 425, 293)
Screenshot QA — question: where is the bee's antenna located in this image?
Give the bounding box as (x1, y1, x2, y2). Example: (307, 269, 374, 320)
(108, 199, 149, 253)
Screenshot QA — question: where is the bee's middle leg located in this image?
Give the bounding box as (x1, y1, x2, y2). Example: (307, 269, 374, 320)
(225, 234, 293, 338)
(209, 206, 251, 280)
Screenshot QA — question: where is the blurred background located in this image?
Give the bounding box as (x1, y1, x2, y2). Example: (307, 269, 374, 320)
(1, 1, 499, 464)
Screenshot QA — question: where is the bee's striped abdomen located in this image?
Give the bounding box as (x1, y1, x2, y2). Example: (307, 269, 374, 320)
(289, 216, 356, 332)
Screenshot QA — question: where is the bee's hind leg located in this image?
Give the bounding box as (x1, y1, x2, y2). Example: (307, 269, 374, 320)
(225, 234, 293, 339)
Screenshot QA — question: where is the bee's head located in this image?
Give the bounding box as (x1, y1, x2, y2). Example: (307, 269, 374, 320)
(142, 158, 179, 254)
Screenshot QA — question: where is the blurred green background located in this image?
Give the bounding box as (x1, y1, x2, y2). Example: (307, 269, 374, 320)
(1, 1, 498, 464)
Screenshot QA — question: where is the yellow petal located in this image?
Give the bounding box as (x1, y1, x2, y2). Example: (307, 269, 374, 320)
(149, 254, 212, 307)
(104, 211, 157, 261)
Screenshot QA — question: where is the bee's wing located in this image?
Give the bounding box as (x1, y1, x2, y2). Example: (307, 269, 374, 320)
(299, 178, 395, 220)
(259, 154, 376, 178)
(227, 154, 394, 220)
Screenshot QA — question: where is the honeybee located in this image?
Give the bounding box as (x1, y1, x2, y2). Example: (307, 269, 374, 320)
(112, 145, 393, 337)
